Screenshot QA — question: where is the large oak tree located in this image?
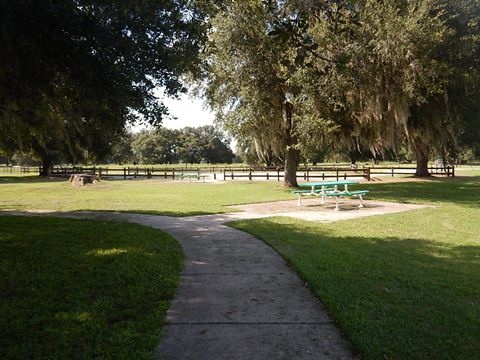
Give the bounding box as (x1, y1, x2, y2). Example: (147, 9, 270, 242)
(0, 0, 207, 174)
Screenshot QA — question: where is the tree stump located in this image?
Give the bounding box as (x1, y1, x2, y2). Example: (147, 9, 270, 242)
(69, 174, 98, 187)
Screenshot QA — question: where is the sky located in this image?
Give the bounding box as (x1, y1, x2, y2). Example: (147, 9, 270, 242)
(130, 90, 215, 132)
(161, 93, 216, 129)
(128, 90, 237, 150)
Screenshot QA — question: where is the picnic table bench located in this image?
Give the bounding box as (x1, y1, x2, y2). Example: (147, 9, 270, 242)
(292, 180, 369, 211)
(175, 172, 209, 182)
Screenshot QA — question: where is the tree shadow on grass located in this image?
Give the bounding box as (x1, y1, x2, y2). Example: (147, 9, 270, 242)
(363, 175, 480, 207)
(230, 219, 480, 360)
(0, 175, 60, 184)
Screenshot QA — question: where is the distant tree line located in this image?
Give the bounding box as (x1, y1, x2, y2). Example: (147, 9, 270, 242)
(108, 126, 235, 165)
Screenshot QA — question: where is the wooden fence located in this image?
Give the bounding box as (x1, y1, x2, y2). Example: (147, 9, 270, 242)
(1, 164, 455, 180)
(222, 167, 372, 181)
(368, 166, 454, 177)
(47, 166, 221, 180)
(0, 165, 41, 174)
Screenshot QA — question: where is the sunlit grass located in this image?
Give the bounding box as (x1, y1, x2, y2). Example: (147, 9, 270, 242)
(230, 176, 480, 359)
(0, 178, 291, 216)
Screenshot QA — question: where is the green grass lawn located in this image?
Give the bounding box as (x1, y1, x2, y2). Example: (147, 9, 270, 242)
(0, 216, 183, 359)
(230, 176, 480, 359)
(0, 177, 291, 216)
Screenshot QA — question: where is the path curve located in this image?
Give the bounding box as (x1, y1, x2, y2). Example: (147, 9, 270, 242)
(4, 199, 425, 359)
(116, 212, 354, 360)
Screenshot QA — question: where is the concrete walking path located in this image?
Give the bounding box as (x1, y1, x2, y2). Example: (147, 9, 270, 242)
(2, 199, 426, 359)
(119, 212, 354, 360)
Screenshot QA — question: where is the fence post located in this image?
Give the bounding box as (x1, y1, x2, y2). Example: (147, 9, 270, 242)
(172, 168, 175, 179)
(277, 169, 280, 182)
(249, 169, 252, 181)
(391, 167, 394, 177)
(266, 172, 270, 180)
(366, 168, 371, 181)
(336, 169, 339, 181)
(344, 173, 347, 180)
(223, 168, 226, 181)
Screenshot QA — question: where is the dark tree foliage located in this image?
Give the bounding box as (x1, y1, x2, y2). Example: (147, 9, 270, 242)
(124, 125, 234, 165)
(0, 0, 207, 174)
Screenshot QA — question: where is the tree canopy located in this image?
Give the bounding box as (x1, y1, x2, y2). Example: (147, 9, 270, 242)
(200, 0, 480, 184)
(0, 0, 207, 174)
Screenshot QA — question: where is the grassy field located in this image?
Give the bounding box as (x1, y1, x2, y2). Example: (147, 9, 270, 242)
(0, 216, 182, 359)
(1, 172, 479, 358)
(230, 176, 480, 359)
(0, 177, 291, 216)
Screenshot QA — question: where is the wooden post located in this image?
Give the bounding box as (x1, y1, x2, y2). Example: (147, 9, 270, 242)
(344, 173, 347, 180)
(249, 169, 252, 181)
(223, 168, 226, 181)
(336, 169, 339, 181)
(172, 168, 175, 179)
(277, 169, 280, 182)
(266, 172, 270, 180)
(391, 167, 394, 177)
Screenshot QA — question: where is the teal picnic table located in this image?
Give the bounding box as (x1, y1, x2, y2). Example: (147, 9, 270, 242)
(293, 180, 369, 211)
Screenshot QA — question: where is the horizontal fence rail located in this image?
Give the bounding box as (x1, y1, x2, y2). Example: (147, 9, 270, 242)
(0, 164, 455, 180)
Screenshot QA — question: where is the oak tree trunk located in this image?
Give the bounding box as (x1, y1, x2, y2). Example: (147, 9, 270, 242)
(284, 147, 299, 188)
(282, 100, 299, 187)
(414, 139, 430, 177)
(39, 157, 52, 176)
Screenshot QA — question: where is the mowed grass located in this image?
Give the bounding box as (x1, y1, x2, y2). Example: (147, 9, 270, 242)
(361, 175, 480, 206)
(230, 176, 480, 359)
(0, 216, 183, 359)
(0, 177, 291, 216)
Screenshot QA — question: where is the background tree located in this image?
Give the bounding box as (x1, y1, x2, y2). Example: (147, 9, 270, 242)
(201, 1, 301, 186)
(199, 126, 235, 164)
(286, 0, 480, 176)
(108, 132, 135, 165)
(131, 128, 179, 164)
(0, 0, 207, 174)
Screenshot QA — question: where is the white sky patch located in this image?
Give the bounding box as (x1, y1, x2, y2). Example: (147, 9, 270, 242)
(161, 93, 215, 129)
(129, 88, 214, 132)
(128, 87, 237, 151)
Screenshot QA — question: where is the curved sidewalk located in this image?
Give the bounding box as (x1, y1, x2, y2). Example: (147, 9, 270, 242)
(118, 212, 354, 360)
(2, 199, 425, 359)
